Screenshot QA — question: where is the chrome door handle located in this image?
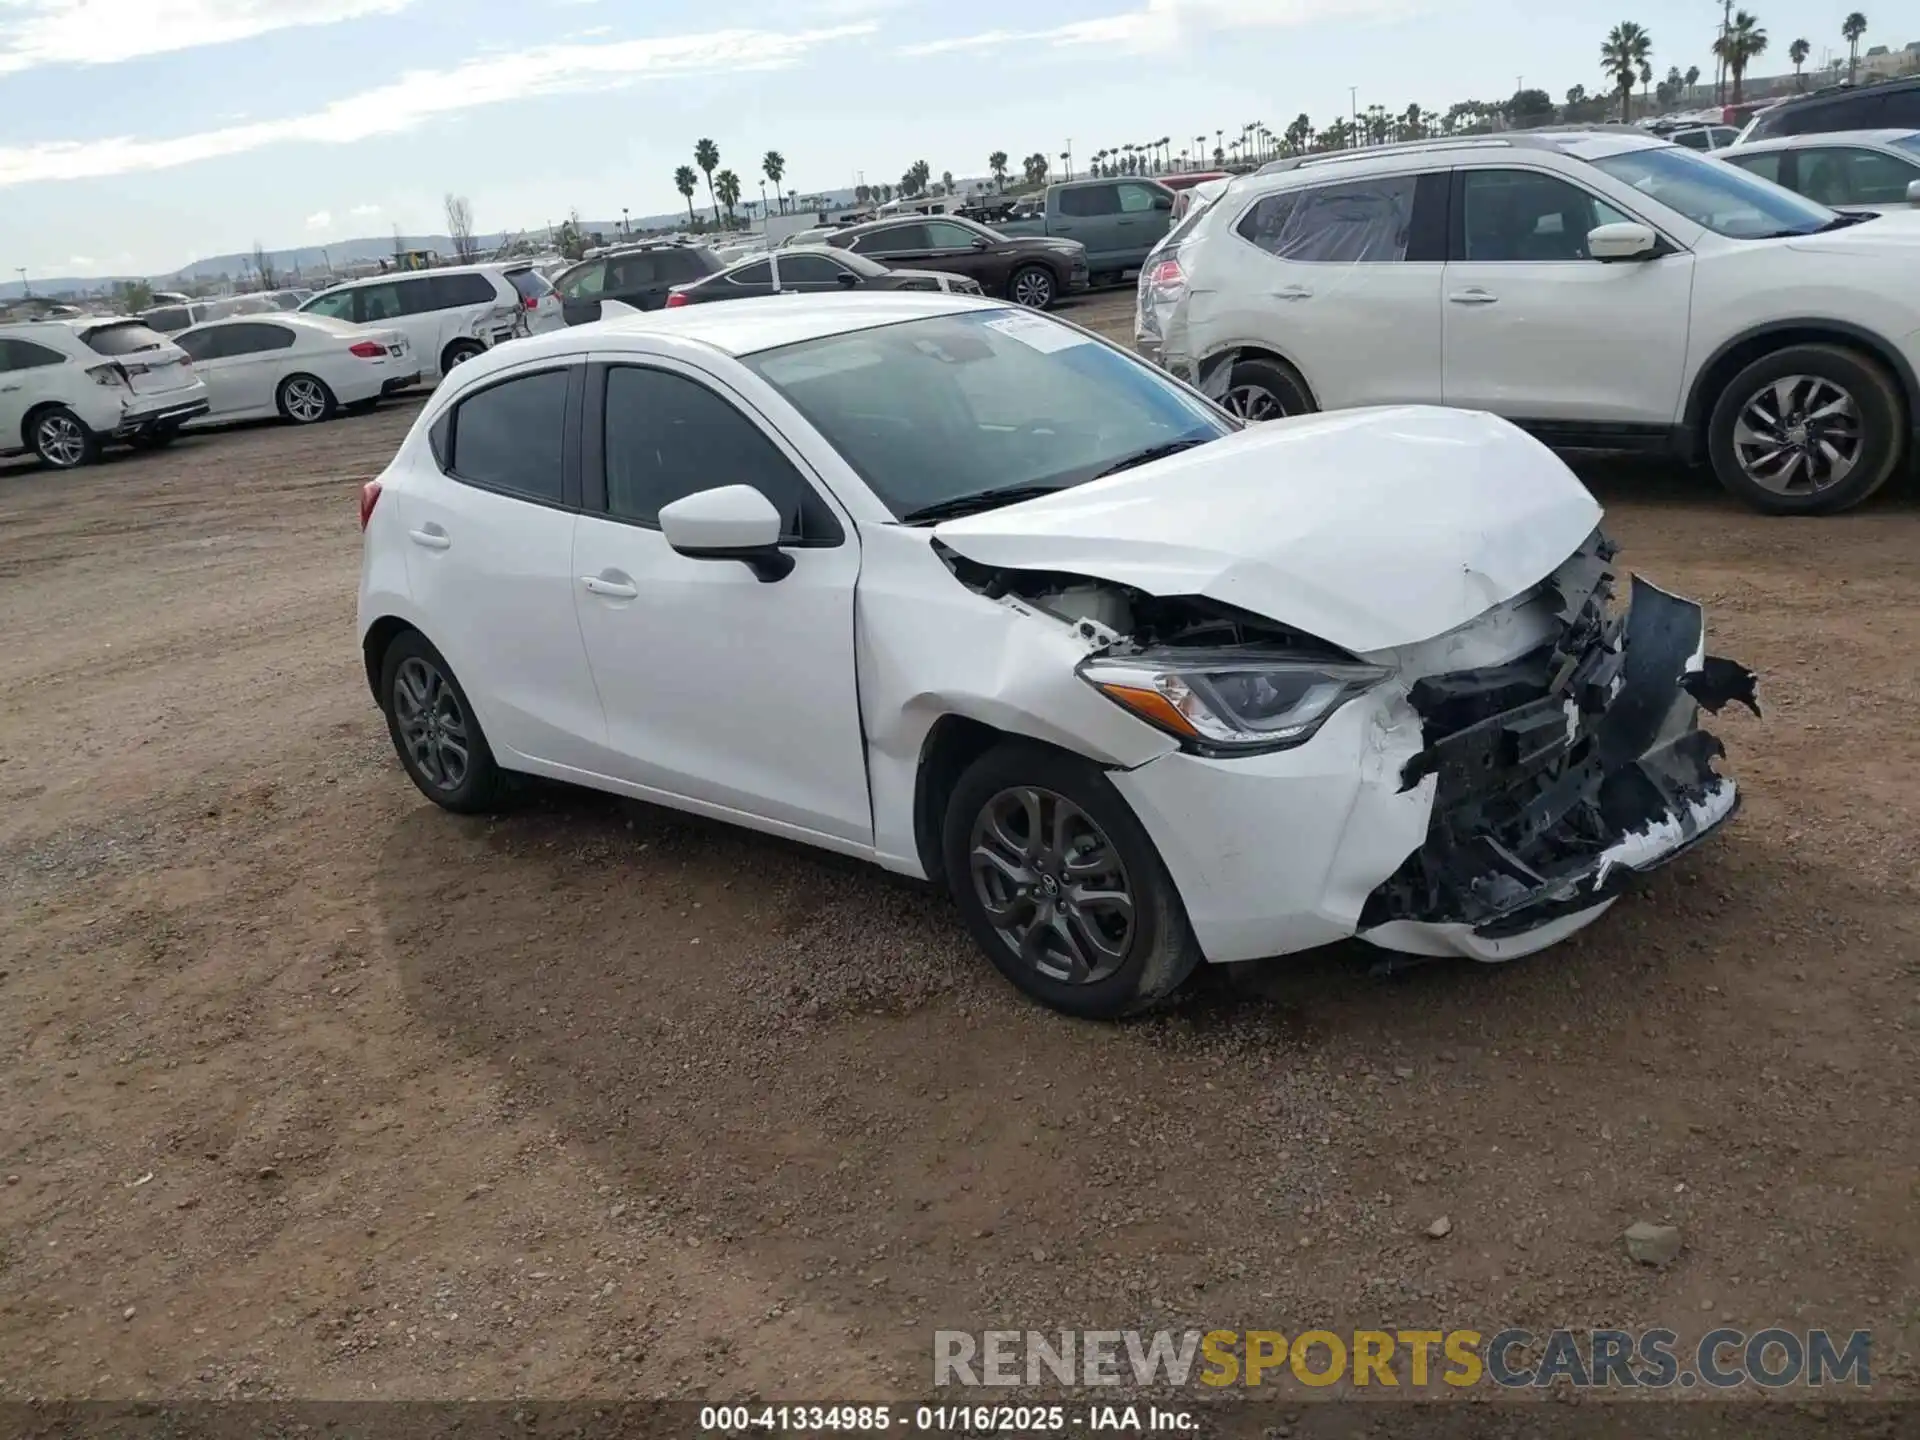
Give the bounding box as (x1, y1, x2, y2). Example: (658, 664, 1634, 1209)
(580, 576, 638, 599)
(408, 528, 451, 550)
(1271, 285, 1313, 300)
(1448, 289, 1498, 305)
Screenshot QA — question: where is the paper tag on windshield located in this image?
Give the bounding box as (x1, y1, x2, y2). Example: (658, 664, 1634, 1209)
(982, 312, 1089, 353)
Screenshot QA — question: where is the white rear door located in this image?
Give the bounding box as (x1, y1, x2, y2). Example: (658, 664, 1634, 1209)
(1441, 165, 1694, 426)
(393, 361, 610, 770)
(0, 337, 73, 440)
(1197, 170, 1447, 409)
(569, 357, 871, 847)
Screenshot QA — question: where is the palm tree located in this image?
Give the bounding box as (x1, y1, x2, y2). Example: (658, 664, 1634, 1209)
(1565, 83, 1587, 119)
(673, 165, 699, 226)
(1600, 22, 1653, 124)
(1159, 135, 1172, 173)
(1684, 63, 1700, 98)
(715, 169, 741, 226)
(1842, 12, 1867, 82)
(761, 151, 786, 214)
(1285, 114, 1312, 153)
(989, 150, 1008, 190)
(693, 138, 721, 223)
(1789, 37, 1811, 88)
(1400, 102, 1424, 139)
(1713, 11, 1768, 104)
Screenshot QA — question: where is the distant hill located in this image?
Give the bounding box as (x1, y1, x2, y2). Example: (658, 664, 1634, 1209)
(2, 184, 897, 299)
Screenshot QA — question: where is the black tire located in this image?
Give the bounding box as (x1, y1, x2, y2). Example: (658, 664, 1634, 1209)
(377, 630, 505, 814)
(28, 406, 101, 470)
(941, 741, 1202, 1019)
(1006, 264, 1057, 310)
(1223, 356, 1316, 423)
(276, 374, 336, 425)
(126, 425, 179, 451)
(440, 340, 485, 375)
(1706, 343, 1906, 516)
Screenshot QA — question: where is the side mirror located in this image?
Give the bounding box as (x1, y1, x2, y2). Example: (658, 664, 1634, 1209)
(1587, 221, 1659, 261)
(658, 485, 793, 582)
(1153, 194, 1173, 210)
(971, 236, 990, 250)
(835, 270, 860, 287)
(1907, 178, 1920, 208)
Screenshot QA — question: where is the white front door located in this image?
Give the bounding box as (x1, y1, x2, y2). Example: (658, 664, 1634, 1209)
(394, 362, 610, 771)
(569, 360, 871, 847)
(1204, 170, 1446, 409)
(1442, 165, 1695, 426)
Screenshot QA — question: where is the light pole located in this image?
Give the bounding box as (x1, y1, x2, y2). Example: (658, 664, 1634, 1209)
(14, 266, 27, 297)
(1348, 89, 1358, 148)
(621, 207, 630, 237)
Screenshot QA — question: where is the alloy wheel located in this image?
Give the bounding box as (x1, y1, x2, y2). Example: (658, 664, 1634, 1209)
(1012, 271, 1053, 308)
(968, 786, 1135, 985)
(1731, 374, 1862, 496)
(284, 378, 328, 423)
(1224, 384, 1285, 422)
(391, 655, 470, 792)
(36, 413, 87, 467)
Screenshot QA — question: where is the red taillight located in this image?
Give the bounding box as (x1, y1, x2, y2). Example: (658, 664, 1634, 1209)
(1149, 258, 1185, 290)
(664, 291, 688, 308)
(349, 340, 386, 359)
(523, 294, 539, 309)
(359, 480, 382, 531)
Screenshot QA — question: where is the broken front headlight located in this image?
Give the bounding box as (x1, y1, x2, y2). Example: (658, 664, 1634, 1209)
(1080, 649, 1388, 755)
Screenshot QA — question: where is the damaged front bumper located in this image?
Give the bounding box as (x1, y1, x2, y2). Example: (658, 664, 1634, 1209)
(1355, 530, 1758, 961)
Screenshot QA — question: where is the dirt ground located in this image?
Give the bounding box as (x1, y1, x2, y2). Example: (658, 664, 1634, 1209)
(2, 292, 1918, 1405)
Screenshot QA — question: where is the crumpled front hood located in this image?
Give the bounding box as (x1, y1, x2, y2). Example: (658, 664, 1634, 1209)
(934, 406, 1603, 653)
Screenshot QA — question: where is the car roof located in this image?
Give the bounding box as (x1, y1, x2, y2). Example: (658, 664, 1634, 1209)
(321, 265, 499, 290)
(1762, 74, 1920, 112)
(1721, 127, 1919, 153)
(1254, 127, 1665, 182)
(179, 311, 343, 331)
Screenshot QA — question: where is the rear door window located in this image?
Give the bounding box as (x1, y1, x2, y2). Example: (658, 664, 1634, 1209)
(725, 261, 773, 286)
(774, 254, 850, 283)
(427, 273, 497, 310)
(1723, 150, 1785, 184)
(853, 224, 931, 255)
(172, 328, 227, 361)
(303, 290, 356, 320)
(1058, 184, 1122, 217)
(447, 369, 571, 503)
(355, 283, 407, 322)
(654, 248, 718, 282)
(1236, 174, 1420, 263)
(505, 268, 552, 302)
(604, 253, 661, 290)
(220, 322, 297, 355)
(1794, 145, 1919, 206)
(0, 338, 67, 371)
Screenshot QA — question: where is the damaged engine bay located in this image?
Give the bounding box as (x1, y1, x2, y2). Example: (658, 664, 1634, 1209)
(941, 528, 1760, 948)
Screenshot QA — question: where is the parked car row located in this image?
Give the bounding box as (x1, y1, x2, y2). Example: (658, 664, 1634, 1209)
(1137, 127, 1920, 516)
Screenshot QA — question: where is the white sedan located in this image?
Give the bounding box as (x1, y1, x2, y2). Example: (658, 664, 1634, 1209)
(174, 313, 420, 426)
(356, 294, 1759, 1018)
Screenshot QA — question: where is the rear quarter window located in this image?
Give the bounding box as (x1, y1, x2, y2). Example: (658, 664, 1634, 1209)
(656, 249, 720, 281)
(505, 268, 553, 301)
(430, 272, 502, 309)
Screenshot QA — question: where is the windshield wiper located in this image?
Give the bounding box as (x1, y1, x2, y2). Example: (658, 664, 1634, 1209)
(1756, 212, 1876, 239)
(1087, 436, 1214, 481)
(900, 483, 1071, 525)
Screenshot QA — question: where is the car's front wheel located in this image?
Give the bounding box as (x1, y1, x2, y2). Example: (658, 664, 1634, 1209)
(1007, 265, 1056, 310)
(29, 406, 100, 470)
(1707, 344, 1906, 515)
(378, 630, 505, 813)
(941, 741, 1202, 1019)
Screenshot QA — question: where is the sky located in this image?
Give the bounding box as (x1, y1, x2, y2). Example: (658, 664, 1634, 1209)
(0, 0, 1900, 279)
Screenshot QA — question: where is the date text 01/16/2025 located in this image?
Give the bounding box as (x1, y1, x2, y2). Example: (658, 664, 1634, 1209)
(698, 1405, 1197, 1432)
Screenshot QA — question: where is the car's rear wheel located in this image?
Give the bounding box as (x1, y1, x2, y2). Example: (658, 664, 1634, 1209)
(1707, 344, 1905, 515)
(1008, 265, 1056, 310)
(29, 406, 100, 470)
(1223, 356, 1316, 422)
(941, 741, 1201, 1019)
(277, 374, 336, 425)
(378, 630, 505, 813)
(441, 340, 485, 374)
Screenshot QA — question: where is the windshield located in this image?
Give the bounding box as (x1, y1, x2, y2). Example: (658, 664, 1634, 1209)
(1591, 145, 1837, 237)
(743, 309, 1232, 520)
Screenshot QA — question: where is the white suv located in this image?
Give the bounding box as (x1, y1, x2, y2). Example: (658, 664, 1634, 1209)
(1, 317, 210, 469)
(1138, 130, 1920, 515)
(298, 264, 563, 382)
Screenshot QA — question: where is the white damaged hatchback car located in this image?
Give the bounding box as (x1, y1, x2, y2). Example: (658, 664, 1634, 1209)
(357, 294, 1760, 1018)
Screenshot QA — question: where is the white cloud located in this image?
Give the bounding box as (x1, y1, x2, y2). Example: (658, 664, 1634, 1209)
(0, 23, 874, 187)
(349, 202, 381, 216)
(0, 0, 417, 76)
(68, 253, 95, 265)
(305, 209, 332, 229)
(899, 0, 1404, 57)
